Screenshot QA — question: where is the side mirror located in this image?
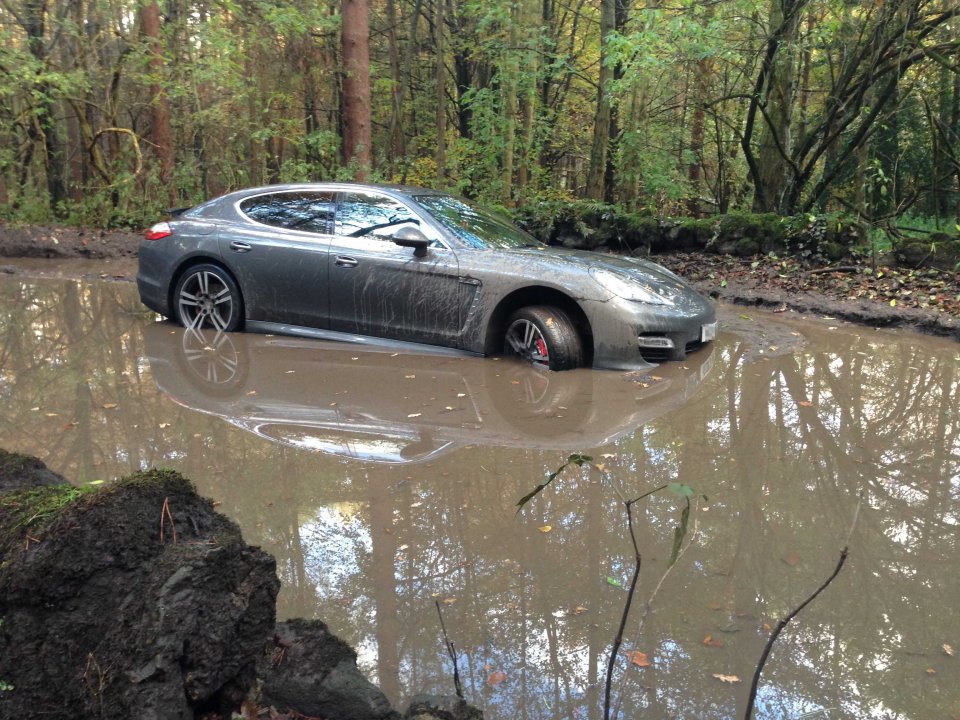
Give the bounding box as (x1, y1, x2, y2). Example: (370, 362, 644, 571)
(392, 226, 430, 257)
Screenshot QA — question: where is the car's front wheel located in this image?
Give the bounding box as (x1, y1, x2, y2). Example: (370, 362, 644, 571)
(174, 264, 243, 332)
(503, 306, 583, 371)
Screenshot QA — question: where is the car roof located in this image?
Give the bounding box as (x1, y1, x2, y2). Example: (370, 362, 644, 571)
(218, 182, 447, 202)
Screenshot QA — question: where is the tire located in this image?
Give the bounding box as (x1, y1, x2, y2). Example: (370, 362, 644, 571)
(503, 306, 584, 371)
(173, 264, 243, 332)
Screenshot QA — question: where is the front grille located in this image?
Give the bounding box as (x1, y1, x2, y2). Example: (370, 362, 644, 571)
(639, 339, 702, 363)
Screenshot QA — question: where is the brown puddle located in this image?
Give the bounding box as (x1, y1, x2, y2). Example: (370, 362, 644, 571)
(1, 276, 958, 719)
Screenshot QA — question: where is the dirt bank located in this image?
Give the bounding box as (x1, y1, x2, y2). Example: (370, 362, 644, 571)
(1, 222, 957, 340)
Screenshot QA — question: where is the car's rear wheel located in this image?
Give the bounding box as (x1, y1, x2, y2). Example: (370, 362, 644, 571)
(174, 264, 243, 332)
(503, 306, 583, 371)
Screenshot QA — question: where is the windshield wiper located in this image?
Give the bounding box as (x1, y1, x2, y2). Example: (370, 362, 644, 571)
(349, 216, 420, 238)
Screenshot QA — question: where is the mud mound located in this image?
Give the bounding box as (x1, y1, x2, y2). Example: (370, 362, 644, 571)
(0, 449, 67, 491)
(0, 466, 279, 719)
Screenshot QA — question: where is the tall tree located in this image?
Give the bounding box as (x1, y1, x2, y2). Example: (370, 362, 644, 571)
(342, 0, 372, 177)
(141, 0, 174, 202)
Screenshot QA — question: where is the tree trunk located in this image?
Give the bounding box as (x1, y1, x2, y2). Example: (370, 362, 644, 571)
(341, 0, 372, 178)
(141, 0, 175, 203)
(434, 0, 447, 184)
(752, 0, 802, 213)
(585, 0, 615, 200)
(500, 0, 520, 205)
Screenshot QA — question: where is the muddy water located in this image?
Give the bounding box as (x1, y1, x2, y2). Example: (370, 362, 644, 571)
(1, 276, 958, 720)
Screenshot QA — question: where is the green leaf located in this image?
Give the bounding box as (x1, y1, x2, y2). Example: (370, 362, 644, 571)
(668, 482, 694, 498)
(606, 576, 623, 588)
(668, 497, 691, 568)
(516, 453, 592, 511)
(720, 279, 728, 288)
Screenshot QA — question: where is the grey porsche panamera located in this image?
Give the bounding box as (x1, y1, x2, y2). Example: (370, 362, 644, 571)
(137, 183, 716, 371)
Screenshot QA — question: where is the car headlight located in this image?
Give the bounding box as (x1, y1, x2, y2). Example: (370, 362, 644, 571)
(589, 268, 674, 305)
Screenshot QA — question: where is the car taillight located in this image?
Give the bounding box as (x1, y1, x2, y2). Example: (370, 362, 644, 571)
(145, 222, 173, 241)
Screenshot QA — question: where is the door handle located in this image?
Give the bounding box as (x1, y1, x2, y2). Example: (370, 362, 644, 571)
(335, 255, 359, 268)
(229, 241, 252, 253)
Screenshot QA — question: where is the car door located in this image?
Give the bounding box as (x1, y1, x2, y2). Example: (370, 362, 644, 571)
(328, 190, 462, 346)
(218, 190, 335, 328)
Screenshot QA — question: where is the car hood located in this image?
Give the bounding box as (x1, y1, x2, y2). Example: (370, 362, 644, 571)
(505, 247, 694, 290)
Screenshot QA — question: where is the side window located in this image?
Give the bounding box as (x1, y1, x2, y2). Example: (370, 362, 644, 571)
(337, 192, 435, 244)
(239, 191, 336, 234)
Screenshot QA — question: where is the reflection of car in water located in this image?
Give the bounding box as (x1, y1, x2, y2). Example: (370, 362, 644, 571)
(143, 323, 716, 463)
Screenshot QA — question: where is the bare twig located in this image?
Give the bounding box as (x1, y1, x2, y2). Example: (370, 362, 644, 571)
(159, 497, 176, 544)
(604, 498, 643, 720)
(435, 601, 463, 699)
(745, 495, 863, 719)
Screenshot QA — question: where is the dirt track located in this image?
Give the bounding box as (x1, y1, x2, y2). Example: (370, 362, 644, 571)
(1, 222, 957, 341)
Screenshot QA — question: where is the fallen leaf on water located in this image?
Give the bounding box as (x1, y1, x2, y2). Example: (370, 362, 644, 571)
(456, 392, 466, 398)
(629, 651, 651, 668)
(944, 643, 954, 656)
(407, 413, 422, 418)
(707, 602, 723, 611)
(782, 553, 802, 566)
(574, 606, 588, 615)
(797, 400, 813, 407)
(246, 390, 257, 396)
(762, 622, 774, 634)
(101, 404, 118, 410)
(606, 577, 623, 588)
(926, 668, 937, 675)
(739, 314, 753, 321)
(45, 412, 59, 417)
(538, 525, 552, 533)
(595, 463, 606, 472)
(712, 673, 741, 684)
(410, 502, 423, 508)
(487, 670, 508, 687)
(703, 635, 724, 648)
(405, 375, 416, 379)
(442, 597, 457, 605)
(159, 423, 170, 429)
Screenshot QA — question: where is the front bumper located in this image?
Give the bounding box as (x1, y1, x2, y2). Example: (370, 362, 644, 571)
(583, 293, 717, 371)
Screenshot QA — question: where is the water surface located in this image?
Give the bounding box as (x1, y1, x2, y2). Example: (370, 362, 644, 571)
(0, 276, 957, 719)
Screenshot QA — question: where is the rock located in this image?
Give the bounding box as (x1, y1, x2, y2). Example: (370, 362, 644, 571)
(0, 448, 68, 492)
(260, 618, 398, 720)
(0, 464, 279, 719)
(403, 694, 484, 720)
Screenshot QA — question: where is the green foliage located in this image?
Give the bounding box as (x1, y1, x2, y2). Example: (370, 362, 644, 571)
(0, 0, 956, 227)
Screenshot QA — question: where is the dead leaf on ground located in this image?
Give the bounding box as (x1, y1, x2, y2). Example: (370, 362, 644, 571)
(629, 651, 652, 668)
(486, 670, 508, 687)
(712, 673, 741, 684)
(101, 403, 118, 409)
(703, 634, 724, 648)
(538, 525, 552, 533)
(944, 643, 954, 656)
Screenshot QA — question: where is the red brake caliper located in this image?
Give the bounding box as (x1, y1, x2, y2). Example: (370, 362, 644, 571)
(536, 337, 548, 358)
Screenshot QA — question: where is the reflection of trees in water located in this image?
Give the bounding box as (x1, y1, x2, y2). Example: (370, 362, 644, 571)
(1, 280, 958, 718)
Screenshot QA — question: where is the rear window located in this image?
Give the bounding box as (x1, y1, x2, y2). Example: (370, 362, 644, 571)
(239, 191, 336, 234)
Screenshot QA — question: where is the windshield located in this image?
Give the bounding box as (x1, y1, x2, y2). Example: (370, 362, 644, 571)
(414, 195, 544, 250)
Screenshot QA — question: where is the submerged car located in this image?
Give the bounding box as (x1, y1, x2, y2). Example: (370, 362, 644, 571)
(137, 183, 716, 371)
